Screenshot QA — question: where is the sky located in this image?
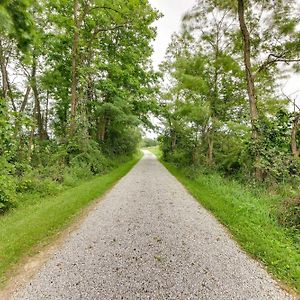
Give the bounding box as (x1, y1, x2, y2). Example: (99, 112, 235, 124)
(144, 0, 196, 138)
(148, 0, 196, 69)
(148, 0, 300, 100)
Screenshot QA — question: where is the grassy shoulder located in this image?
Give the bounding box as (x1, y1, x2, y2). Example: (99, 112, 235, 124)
(149, 147, 300, 294)
(0, 153, 141, 287)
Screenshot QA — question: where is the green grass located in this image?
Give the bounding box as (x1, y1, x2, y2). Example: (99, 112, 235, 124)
(153, 156, 300, 293)
(0, 154, 141, 286)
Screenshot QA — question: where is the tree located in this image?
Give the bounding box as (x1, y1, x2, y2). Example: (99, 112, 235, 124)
(235, 0, 300, 177)
(158, 0, 300, 182)
(0, 0, 159, 212)
(182, 2, 243, 164)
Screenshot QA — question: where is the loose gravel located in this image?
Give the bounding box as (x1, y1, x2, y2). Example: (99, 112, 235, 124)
(12, 151, 295, 300)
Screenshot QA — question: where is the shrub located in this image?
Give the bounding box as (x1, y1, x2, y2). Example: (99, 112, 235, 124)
(277, 196, 300, 233)
(103, 127, 141, 156)
(0, 175, 16, 213)
(16, 175, 60, 197)
(64, 162, 93, 182)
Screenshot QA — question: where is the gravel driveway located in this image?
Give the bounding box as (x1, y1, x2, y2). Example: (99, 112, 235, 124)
(12, 151, 295, 299)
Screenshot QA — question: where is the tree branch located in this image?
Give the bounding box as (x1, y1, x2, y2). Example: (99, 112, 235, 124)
(281, 89, 300, 112)
(92, 24, 129, 37)
(256, 52, 300, 75)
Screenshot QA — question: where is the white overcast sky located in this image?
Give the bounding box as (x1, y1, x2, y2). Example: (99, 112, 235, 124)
(148, 0, 300, 102)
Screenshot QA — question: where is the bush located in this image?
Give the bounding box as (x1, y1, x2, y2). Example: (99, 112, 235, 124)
(103, 127, 141, 156)
(0, 156, 16, 213)
(70, 144, 110, 175)
(16, 175, 60, 197)
(0, 175, 16, 213)
(277, 196, 300, 233)
(64, 162, 93, 183)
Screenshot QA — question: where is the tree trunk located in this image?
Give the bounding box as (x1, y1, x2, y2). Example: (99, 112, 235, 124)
(237, 0, 259, 136)
(20, 86, 31, 113)
(31, 54, 47, 141)
(97, 117, 107, 141)
(207, 136, 214, 165)
(291, 113, 300, 158)
(171, 129, 177, 151)
(28, 104, 37, 161)
(0, 39, 17, 112)
(14, 86, 31, 139)
(0, 39, 8, 100)
(70, 0, 80, 135)
(237, 0, 261, 178)
(45, 90, 49, 134)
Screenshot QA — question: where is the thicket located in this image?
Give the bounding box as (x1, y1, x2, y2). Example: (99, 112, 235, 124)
(141, 137, 158, 148)
(158, 0, 300, 236)
(0, 0, 158, 213)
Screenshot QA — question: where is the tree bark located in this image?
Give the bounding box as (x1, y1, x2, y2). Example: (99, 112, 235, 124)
(97, 117, 107, 141)
(28, 104, 37, 161)
(237, 0, 261, 178)
(0, 39, 9, 100)
(207, 136, 214, 165)
(20, 86, 31, 113)
(70, 0, 80, 135)
(14, 86, 31, 139)
(45, 90, 49, 134)
(31, 54, 47, 141)
(237, 0, 259, 138)
(0, 39, 17, 112)
(171, 129, 177, 151)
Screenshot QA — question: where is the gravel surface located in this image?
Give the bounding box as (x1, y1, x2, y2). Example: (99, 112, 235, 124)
(13, 151, 295, 300)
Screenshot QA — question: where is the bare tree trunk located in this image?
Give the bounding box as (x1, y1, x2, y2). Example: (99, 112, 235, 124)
(45, 90, 49, 134)
(0, 39, 8, 99)
(170, 129, 177, 151)
(291, 113, 300, 158)
(28, 105, 37, 161)
(31, 54, 47, 141)
(14, 86, 31, 138)
(70, 0, 80, 135)
(20, 86, 31, 113)
(0, 39, 18, 112)
(237, 0, 259, 136)
(237, 0, 261, 178)
(97, 117, 107, 141)
(207, 137, 214, 165)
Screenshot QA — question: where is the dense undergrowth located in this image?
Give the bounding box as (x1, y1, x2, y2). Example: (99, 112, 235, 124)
(0, 136, 139, 214)
(149, 146, 300, 293)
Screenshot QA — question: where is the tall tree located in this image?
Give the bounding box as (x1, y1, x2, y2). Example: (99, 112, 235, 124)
(182, 2, 241, 164)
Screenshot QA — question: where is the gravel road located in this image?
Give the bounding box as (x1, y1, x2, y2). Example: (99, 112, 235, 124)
(12, 151, 295, 300)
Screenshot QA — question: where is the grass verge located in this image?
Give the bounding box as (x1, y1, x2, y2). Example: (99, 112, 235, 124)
(149, 148, 300, 294)
(0, 153, 141, 287)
